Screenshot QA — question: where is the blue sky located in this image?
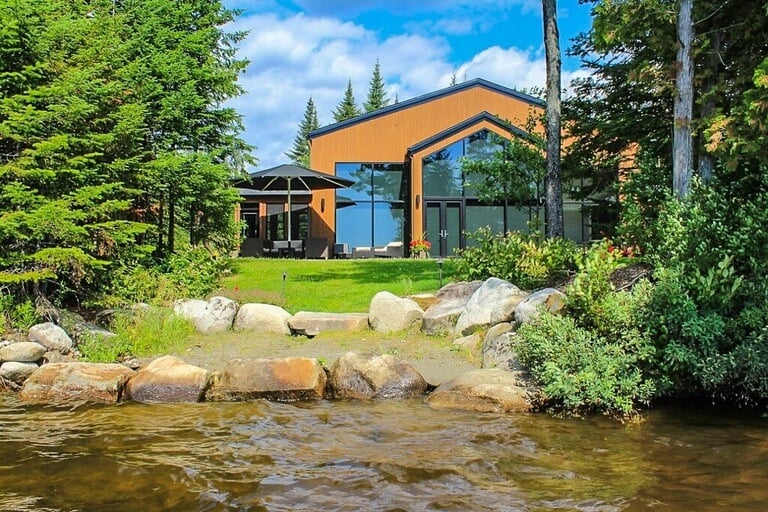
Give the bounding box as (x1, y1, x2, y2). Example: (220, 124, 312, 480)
(223, 0, 593, 170)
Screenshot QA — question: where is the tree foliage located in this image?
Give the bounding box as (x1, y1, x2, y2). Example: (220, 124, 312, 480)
(333, 79, 361, 122)
(286, 96, 319, 167)
(564, 0, 768, 229)
(363, 60, 389, 112)
(0, 0, 251, 305)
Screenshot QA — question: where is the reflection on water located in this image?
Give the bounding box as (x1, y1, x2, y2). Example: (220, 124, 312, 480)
(1, 395, 767, 511)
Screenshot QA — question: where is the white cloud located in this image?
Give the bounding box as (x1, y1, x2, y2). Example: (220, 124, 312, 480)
(230, 10, 566, 171)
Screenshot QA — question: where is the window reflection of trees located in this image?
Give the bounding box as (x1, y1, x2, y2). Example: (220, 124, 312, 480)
(335, 163, 405, 247)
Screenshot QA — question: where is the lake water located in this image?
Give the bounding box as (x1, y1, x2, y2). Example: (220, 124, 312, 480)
(1, 395, 766, 511)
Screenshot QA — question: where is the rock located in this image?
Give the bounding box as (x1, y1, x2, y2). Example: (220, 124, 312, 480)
(27, 322, 74, 354)
(233, 303, 292, 335)
(454, 278, 527, 336)
(125, 356, 210, 403)
(19, 363, 134, 403)
(422, 281, 482, 335)
(481, 323, 517, 370)
(0, 361, 39, 384)
(453, 333, 482, 351)
(368, 291, 423, 333)
(0, 342, 46, 363)
(207, 357, 326, 401)
(288, 312, 369, 336)
(328, 352, 430, 400)
(43, 351, 78, 364)
(173, 296, 239, 333)
(514, 288, 567, 324)
(426, 368, 532, 413)
(68, 322, 117, 345)
(408, 293, 437, 311)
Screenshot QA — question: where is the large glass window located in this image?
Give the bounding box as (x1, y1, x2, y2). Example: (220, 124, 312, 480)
(265, 203, 308, 241)
(336, 163, 405, 248)
(423, 130, 501, 198)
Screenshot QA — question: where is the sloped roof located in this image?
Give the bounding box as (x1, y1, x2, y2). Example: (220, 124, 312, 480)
(407, 111, 535, 156)
(308, 78, 544, 140)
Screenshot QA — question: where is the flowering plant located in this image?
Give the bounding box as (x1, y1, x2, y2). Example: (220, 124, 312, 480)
(409, 235, 431, 254)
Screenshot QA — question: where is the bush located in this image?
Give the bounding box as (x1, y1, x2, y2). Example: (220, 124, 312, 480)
(95, 246, 228, 307)
(517, 313, 655, 417)
(634, 167, 768, 404)
(516, 240, 656, 417)
(454, 227, 577, 289)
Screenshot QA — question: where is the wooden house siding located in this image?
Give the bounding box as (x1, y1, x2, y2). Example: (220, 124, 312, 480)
(309, 80, 544, 243)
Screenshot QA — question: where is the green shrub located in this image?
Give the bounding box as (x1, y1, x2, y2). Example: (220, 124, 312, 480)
(95, 246, 227, 307)
(454, 227, 577, 289)
(621, 163, 768, 404)
(79, 307, 194, 362)
(517, 312, 655, 417)
(516, 240, 656, 417)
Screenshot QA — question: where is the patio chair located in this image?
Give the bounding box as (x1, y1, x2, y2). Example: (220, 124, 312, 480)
(353, 246, 374, 259)
(373, 241, 404, 258)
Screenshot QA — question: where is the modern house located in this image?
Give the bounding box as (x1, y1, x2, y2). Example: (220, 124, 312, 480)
(238, 78, 592, 258)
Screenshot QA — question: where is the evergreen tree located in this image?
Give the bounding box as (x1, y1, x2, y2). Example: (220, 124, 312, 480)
(286, 97, 319, 167)
(0, 0, 252, 304)
(363, 60, 389, 112)
(332, 80, 361, 122)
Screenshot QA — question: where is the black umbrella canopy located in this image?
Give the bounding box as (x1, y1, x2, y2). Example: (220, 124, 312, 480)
(241, 163, 355, 191)
(235, 164, 355, 241)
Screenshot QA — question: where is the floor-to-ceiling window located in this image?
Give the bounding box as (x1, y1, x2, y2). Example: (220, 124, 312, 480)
(423, 129, 590, 256)
(335, 163, 405, 249)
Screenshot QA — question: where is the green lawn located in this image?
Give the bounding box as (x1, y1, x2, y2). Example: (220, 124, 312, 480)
(216, 257, 458, 313)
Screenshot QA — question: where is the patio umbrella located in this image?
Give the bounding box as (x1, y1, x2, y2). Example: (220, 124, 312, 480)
(235, 164, 355, 242)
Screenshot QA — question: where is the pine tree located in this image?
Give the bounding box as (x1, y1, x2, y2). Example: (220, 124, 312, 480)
(363, 60, 389, 112)
(332, 80, 361, 122)
(286, 97, 319, 167)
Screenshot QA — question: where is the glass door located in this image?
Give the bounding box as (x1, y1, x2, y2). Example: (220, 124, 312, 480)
(425, 200, 463, 257)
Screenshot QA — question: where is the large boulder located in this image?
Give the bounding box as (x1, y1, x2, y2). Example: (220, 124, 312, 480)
(207, 357, 326, 401)
(27, 322, 74, 354)
(426, 368, 532, 413)
(19, 363, 134, 403)
(288, 312, 369, 336)
(514, 288, 567, 324)
(454, 278, 527, 336)
(234, 303, 292, 335)
(173, 296, 239, 333)
(0, 341, 46, 363)
(368, 291, 423, 333)
(124, 356, 210, 403)
(481, 323, 516, 370)
(328, 352, 430, 400)
(422, 281, 482, 335)
(1, 361, 39, 384)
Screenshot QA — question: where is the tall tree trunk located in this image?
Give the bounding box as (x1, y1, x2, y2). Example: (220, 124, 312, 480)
(673, 0, 694, 198)
(543, 0, 563, 238)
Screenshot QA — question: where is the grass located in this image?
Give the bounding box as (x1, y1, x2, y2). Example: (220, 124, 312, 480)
(214, 257, 459, 313)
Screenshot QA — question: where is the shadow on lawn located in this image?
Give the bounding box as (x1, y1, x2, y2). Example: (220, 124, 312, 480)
(289, 259, 452, 285)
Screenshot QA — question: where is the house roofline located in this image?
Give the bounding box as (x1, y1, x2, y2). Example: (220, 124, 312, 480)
(407, 111, 534, 156)
(308, 78, 544, 139)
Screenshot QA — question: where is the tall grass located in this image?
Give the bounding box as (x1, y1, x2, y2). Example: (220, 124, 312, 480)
(79, 307, 195, 362)
(217, 258, 457, 313)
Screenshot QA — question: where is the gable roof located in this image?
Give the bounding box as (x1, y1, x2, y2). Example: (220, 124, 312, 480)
(308, 78, 544, 140)
(407, 111, 534, 156)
